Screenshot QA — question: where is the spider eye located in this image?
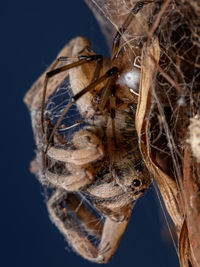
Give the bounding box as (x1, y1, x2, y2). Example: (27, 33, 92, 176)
(132, 179, 141, 187)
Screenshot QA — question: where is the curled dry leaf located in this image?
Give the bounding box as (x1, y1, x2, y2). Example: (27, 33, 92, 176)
(135, 37, 183, 234)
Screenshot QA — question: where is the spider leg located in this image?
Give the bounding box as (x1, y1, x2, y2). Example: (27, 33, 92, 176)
(109, 87, 117, 147)
(45, 67, 119, 152)
(93, 196, 134, 222)
(63, 192, 103, 237)
(47, 190, 100, 258)
(47, 129, 104, 165)
(111, 1, 154, 60)
(91, 54, 103, 82)
(87, 179, 134, 221)
(72, 67, 118, 102)
(47, 189, 130, 263)
(98, 73, 117, 111)
(42, 54, 103, 133)
(45, 128, 104, 189)
(45, 166, 93, 191)
(96, 217, 129, 263)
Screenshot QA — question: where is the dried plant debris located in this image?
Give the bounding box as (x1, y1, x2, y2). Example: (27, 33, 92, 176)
(133, 1, 200, 266)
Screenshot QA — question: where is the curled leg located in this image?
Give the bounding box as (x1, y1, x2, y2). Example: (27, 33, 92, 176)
(47, 129, 104, 165)
(86, 178, 134, 221)
(47, 190, 130, 263)
(45, 164, 94, 191)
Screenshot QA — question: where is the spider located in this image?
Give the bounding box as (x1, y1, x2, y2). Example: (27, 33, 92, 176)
(25, 0, 154, 263)
(42, 73, 151, 261)
(44, 98, 151, 262)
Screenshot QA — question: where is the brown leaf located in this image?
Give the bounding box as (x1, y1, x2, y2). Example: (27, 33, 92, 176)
(183, 145, 200, 267)
(136, 38, 184, 234)
(179, 220, 191, 267)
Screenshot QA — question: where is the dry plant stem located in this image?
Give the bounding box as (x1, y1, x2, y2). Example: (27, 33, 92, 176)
(147, 0, 171, 45)
(150, 56, 184, 95)
(183, 146, 200, 267)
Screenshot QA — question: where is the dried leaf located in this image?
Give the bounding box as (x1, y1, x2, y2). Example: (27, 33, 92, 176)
(136, 37, 184, 234)
(179, 220, 191, 267)
(183, 145, 200, 267)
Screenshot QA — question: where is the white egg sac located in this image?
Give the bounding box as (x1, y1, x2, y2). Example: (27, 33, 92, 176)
(116, 68, 140, 95)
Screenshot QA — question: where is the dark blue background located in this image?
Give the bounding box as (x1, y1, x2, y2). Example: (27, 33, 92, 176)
(2, 1, 179, 266)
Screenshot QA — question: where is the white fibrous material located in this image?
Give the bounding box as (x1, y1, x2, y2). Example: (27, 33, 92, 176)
(117, 68, 140, 96)
(187, 115, 200, 162)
